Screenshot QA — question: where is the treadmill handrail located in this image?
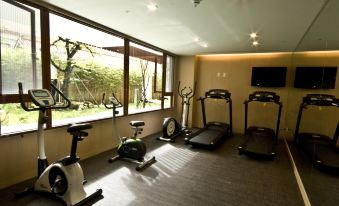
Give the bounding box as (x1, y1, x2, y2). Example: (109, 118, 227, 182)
(247, 91, 280, 104)
(244, 91, 283, 140)
(301, 94, 339, 107)
(294, 94, 339, 143)
(199, 89, 231, 102)
(197, 90, 233, 136)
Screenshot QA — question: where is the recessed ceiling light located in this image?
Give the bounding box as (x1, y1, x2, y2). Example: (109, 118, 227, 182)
(250, 32, 257, 39)
(194, 37, 200, 42)
(252, 41, 259, 46)
(147, 3, 158, 11)
(203, 43, 208, 48)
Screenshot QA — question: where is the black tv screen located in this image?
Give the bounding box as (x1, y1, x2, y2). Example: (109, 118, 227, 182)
(251, 67, 287, 87)
(294, 67, 337, 89)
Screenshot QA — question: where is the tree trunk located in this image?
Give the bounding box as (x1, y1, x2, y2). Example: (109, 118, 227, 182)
(61, 63, 73, 98)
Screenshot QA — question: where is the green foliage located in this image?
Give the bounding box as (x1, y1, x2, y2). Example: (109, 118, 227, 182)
(50, 40, 144, 103)
(52, 106, 107, 120)
(1, 47, 38, 93)
(71, 60, 124, 102)
(0, 103, 37, 126)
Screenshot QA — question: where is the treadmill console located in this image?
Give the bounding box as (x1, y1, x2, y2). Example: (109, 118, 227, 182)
(205, 89, 231, 99)
(303, 94, 338, 106)
(28, 89, 56, 107)
(249, 91, 280, 102)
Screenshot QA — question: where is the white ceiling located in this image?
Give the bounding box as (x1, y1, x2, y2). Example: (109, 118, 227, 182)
(41, 0, 330, 55)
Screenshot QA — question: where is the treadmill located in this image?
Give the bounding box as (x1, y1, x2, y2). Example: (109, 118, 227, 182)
(238, 91, 282, 159)
(294, 94, 339, 174)
(185, 89, 232, 148)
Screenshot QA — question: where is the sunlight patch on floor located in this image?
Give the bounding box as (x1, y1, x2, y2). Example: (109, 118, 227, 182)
(151, 144, 199, 175)
(85, 167, 136, 205)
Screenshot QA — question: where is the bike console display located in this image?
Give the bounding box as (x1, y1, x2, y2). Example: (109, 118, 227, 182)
(28, 89, 55, 107)
(109, 96, 121, 107)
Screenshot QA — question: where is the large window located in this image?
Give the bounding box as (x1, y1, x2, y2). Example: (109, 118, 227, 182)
(0, 3, 174, 136)
(0, 1, 42, 135)
(49, 14, 124, 126)
(128, 42, 164, 114)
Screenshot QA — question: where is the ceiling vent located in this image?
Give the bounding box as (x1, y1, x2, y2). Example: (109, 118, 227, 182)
(192, 0, 203, 7)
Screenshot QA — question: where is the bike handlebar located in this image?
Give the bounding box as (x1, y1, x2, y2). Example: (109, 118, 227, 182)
(18, 82, 71, 111)
(102, 92, 123, 109)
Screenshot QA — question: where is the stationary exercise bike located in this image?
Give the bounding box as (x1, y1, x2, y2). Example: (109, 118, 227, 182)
(102, 93, 156, 171)
(15, 82, 102, 206)
(157, 81, 196, 142)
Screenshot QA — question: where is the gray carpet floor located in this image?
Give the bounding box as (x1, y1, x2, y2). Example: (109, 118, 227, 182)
(288, 142, 339, 206)
(0, 133, 304, 206)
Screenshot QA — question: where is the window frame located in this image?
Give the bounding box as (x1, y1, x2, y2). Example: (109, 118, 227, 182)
(0, 0, 37, 103)
(0, 0, 175, 137)
(163, 55, 175, 109)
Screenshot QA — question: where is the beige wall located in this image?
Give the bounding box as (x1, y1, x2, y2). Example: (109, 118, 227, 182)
(193, 53, 292, 135)
(174, 56, 197, 127)
(0, 109, 174, 189)
(185, 51, 338, 140)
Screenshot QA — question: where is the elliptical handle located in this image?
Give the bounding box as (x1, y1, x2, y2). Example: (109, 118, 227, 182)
(18, 82, 38, 111)
(50, 83, 71, 109)
(188, 81, 197, 102)
(178, 81, 184, 98)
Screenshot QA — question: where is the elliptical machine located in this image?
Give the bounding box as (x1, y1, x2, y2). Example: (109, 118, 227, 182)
(157, 81, 196, 142)
(15, 82, 103, 206)
(102, 93, 156, 171)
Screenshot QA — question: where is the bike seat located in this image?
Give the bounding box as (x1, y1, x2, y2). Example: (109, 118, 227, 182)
(130, 121, 145, 127)
(67, 123, 92, 133)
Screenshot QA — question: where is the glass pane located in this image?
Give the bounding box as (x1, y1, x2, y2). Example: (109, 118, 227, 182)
(165, 56, 174, 93)
(0, 1, 42, 94)
(0, 103, 38, 135)
(155, 62, 163, 92)
(128, 42, 163, 114)
(164, 95, 172, 109)
(49, 14, 124, 126)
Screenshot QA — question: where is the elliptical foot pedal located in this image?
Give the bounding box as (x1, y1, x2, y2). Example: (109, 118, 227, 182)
(108, 155, 120, 163)
(74, 189, 103, 206)
(136, 156, 156, 171)
(156, 136, 175, 143)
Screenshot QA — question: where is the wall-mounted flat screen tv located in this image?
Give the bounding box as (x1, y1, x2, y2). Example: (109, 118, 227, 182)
(251, 67, 287, 87)
(294, 67, 337, 89)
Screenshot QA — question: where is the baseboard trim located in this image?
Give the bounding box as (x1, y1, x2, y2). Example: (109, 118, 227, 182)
(284, 138, 311, 206)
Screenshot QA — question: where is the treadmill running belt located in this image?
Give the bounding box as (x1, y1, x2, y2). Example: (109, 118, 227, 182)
(301, 141, 339, 167)
(189, 125, 227, 146)
(243, 132, 275, 155)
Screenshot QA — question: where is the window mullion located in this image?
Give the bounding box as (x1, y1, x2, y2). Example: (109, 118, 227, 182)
(161, 54, 167, 109)
(40, 9, 52, 128)
(124, 39, 130, 116)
